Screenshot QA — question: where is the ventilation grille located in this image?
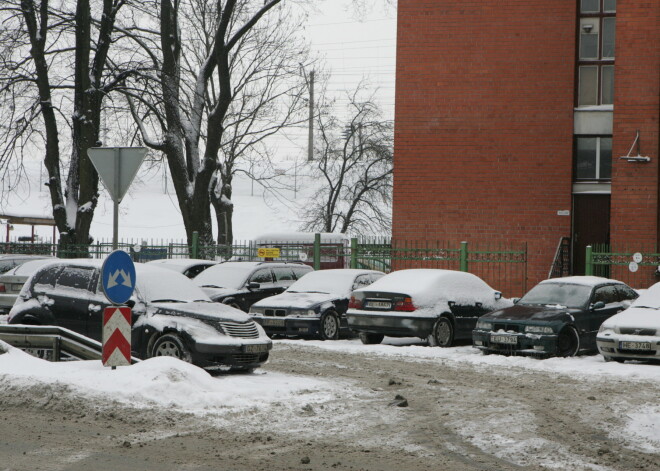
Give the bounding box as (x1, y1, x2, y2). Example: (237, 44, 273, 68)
(219, 321, 259, 339)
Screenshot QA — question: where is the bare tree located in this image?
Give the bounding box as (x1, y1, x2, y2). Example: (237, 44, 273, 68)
(121, 0, 310, 247)
(301, 87, 393, 235)
(0, 0, 130, 248)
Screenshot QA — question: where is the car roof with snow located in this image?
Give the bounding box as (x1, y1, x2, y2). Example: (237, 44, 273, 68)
(286, 269, 382, 295)
(146, 258, 217, 269)
(1, 258, 60, 277)
(539, 276, 624, 287)
(353, 269, 495, 296)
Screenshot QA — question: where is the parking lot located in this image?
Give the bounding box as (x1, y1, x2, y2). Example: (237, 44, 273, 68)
(1, 337, 659, 471)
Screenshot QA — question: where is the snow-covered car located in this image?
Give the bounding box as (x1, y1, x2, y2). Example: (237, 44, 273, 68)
(346, 269, 511, 346)
(194, 261, 313, 312)
(8, 259, 271, 370)
(0, 254, 54, 275)
(597, 281, 660, 363)
(249, 269, 384, 340)
(0, 258, 59, 314)
(146, 258, 218, 279)
(473, 276, 638, 358)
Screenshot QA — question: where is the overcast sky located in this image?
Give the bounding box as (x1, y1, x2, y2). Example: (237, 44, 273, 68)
(277, 0, 397, 160)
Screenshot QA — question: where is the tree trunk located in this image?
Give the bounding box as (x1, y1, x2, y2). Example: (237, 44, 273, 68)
(211, 171, 234, 246)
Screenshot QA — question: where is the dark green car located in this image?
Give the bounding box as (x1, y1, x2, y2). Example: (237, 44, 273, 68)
(472, 277, 638, 357)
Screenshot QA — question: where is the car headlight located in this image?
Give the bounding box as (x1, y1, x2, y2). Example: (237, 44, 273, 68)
(289, 308, 317, 317)
(476, 320, 492, 330)
(524, 325, 554, 334)
(598, 324, 612, 333)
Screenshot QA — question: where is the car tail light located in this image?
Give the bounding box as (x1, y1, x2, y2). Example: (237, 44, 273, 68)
(0, 283, 5, 293)
(394, 297, 415, 312)
(348, 296, 362, 309)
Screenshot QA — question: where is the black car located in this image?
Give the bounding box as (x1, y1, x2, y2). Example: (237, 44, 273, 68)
(249, 269, 384, 340)
(194, 261, 313, 312)
(8, 259, 272, 370)
(472, 276, 639, 357)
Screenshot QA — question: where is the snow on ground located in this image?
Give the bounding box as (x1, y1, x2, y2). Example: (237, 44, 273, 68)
(281, 338, 660, 383)
(0, 340, 344, 418)
(278, 337, 660, 456)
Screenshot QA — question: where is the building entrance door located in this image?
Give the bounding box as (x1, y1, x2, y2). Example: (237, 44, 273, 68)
(572, 194, 610, 275)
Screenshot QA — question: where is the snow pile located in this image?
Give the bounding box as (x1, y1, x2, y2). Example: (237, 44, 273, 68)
(0, 340, 339, 415)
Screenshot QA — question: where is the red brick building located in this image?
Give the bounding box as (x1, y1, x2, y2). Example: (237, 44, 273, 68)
(393, 0, 660, 290)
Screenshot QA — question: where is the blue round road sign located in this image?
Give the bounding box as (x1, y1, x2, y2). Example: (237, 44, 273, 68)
(102, 250, 136, 305)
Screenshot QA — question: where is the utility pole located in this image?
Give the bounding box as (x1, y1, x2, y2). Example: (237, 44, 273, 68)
(307, 70, 314, 162)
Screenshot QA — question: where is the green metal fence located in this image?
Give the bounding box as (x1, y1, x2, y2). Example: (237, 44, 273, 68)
(586, 243, 660, 289)
(1, 234, 528, 297)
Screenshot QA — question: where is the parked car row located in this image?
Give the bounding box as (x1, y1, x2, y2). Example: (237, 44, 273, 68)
(5, 256, 659, 372)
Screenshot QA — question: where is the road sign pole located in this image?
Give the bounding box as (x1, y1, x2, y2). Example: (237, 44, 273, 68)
(112, 148, 120, 250)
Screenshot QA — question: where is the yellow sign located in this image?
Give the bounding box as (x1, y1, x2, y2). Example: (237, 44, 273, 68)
(257, 248, 280, 258)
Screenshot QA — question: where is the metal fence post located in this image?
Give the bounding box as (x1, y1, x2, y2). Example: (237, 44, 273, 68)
(585, 245, 593, 276)
(314, 233, 321, 270)
(460, 241, 468, 272)
(350, 237, 358, 269)
(191, 231, 199, 259)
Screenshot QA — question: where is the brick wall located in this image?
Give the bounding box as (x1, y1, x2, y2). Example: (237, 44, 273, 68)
(609, 0, 660, 287)
(393, 1, 577, 291)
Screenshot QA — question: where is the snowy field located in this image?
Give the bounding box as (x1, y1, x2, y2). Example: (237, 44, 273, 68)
(2, 158, 315, 242)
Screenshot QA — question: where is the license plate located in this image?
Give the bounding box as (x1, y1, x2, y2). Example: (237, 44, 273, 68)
(491, 334, 517, 345)
(366, 300, 392, 309)
(620, 341, 652, 350)
(261, 318, 285, 327)
(243, 344, 268, 353)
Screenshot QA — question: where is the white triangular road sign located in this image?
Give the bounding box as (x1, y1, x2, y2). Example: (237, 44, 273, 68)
(87, 147, 147, 203)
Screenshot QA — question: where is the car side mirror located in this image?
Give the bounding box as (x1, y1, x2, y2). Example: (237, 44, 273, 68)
(512, 298, 520, 304)
(125, 299, 136, 308)
(494, 291, 502, 300)
(591, 301, 606, 311)
(248, 282, 260, 290)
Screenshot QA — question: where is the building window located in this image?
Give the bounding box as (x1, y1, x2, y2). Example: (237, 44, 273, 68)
(577, 1, 615, 107)
(574, 136, 612, 181)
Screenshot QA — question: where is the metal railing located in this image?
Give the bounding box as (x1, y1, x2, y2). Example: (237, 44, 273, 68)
(548, 237, 571, 279)
(1, 234, 529, 297)
(0, 324, 139, 363)
(585, 243, 660, 289)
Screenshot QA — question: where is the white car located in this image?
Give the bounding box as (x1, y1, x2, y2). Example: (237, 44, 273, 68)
(597, 282, 660, 363)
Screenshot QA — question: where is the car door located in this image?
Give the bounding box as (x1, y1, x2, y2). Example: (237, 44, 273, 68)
(586, 284, 622, 349)
(243, 268, 278, 308)
(50, 266, 97, 336)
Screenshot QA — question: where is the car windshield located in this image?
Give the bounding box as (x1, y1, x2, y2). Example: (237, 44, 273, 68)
(287, 271, 353, 296)
(193, 263, 254, 289)
(518, 283, 592, 308)
(135, 267, 212, 303)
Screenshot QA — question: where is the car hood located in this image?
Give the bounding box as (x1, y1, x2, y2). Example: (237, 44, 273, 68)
(252, 291, 340, 309)
(199, 287, 246, 299)
(150, 301, 250, 323)
(602, 306, 660, 330)
(482, 304, 582, 322)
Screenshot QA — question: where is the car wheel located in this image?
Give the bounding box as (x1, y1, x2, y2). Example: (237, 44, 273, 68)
(359, 332, 384, 345)
(319, 310, 340, 340)
(432, 317, 454, 347)
(556, 326, 580, 357)
(151, 333, 192, 363)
